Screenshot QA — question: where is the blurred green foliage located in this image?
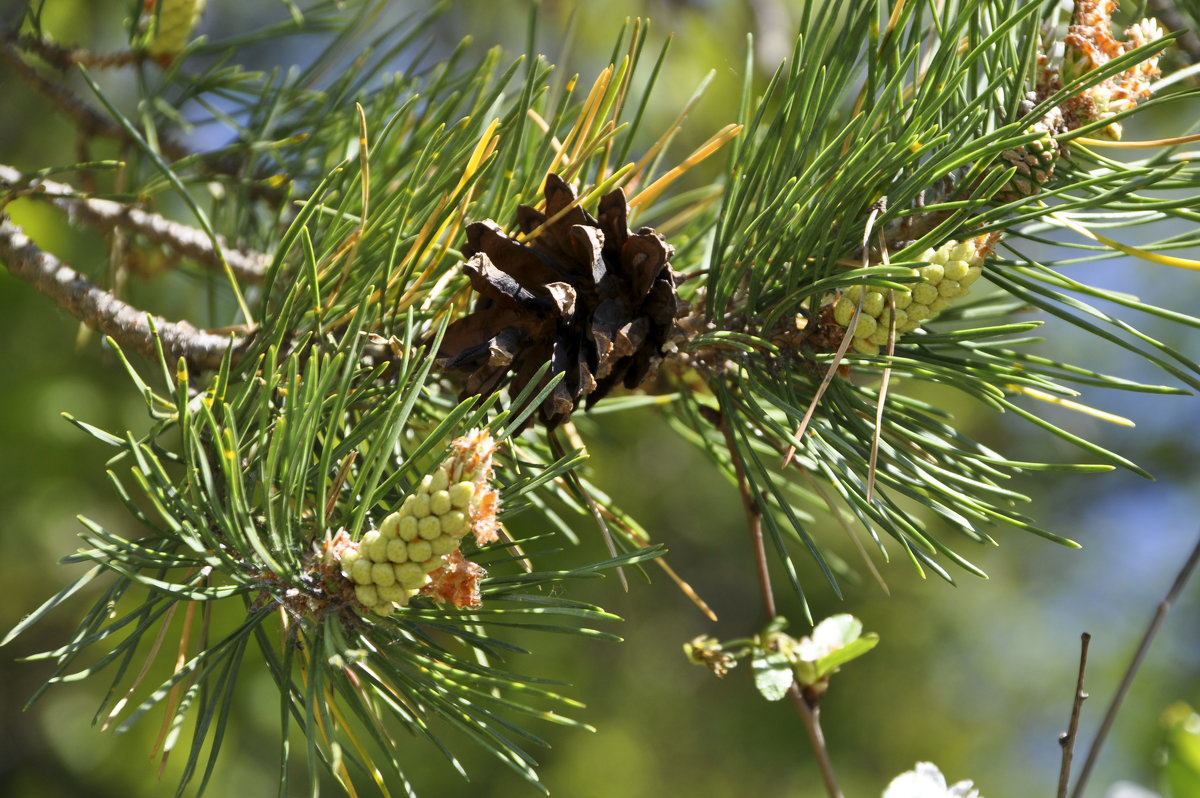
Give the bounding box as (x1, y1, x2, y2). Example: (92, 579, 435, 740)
(1162, 702, 1200, 798)
(2, 1, 1199, 796)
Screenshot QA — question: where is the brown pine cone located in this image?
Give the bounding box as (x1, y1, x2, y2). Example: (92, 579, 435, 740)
(438, 174, 688, 426)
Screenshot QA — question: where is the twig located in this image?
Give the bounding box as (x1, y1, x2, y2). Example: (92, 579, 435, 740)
(1057, 632, 1091, 798)
(789, 684, 845, 798)
(0, 216, 242, 370)
(12, 32, 143, 70)
(866, 224, 895, 503)
(1068, 530, 1200, 798)
(712, 398, 844, 798)
(588, 498, 718, 620)
(711, 401, 776, 619)
(0, 164, 269, 283)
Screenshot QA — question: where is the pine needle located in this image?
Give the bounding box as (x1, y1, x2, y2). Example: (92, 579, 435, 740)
(628, 123, 744, 212)
(1008, 384, 1135, 427)
(1051, 210, 1200, 271)
(1074, 131, 1200, 148)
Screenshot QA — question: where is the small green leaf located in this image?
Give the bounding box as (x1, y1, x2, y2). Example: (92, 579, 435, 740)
(752, 649, 794, 702)
(814, 634, 880, 680)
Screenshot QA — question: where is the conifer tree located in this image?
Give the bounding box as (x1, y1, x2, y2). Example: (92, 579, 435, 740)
(3, 1, 1199, 795)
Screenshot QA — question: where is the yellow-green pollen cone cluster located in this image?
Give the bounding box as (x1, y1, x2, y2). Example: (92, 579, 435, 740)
(832, 236, 989, 355)
(145, 0, 208, 58)
(339, 430, 499, 615)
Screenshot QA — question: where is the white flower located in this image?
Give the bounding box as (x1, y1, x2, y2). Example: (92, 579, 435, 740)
(883, 762, 982, 798)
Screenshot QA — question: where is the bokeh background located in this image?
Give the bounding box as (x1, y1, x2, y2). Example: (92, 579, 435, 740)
(1, 1, 1198, 796)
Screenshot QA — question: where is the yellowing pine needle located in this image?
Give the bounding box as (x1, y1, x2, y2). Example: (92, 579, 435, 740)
(455, 117, 501, 197)
(544, 65, 613, 181)
(596, 55, 631, 134)
(314, 104, 374, 303)
(428, 116, 499, 249)
(354, 659, 425, 720)
(1075, 131, 1200, 148)
(654, 184, 726, 236)
(1052, 210, 1200, 271)
(410, 121, 500, 311)
(628, 123, 743, 211)
(154, 597, 199, 774)
(630, 67, 713, 182)
(356, 103, 370, 228)
(1008, 384, 1134, 426)
(326, 686, 391, 798)
(569, 65, 613, 164)
(561, 120, 623, 185)
(878, 0, 908, 62)
(390, 194, 450, 308)
(526, 108, 568, 165)
(298, 648, 360, 798)
(388, 119, 500, 316)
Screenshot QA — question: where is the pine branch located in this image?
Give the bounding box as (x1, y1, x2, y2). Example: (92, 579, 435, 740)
(5, 2, 1200, 794)
(0, 216, 241, 369)
(0, 164, 269, 282)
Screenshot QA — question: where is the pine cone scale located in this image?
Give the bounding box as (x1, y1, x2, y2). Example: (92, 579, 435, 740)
(440, 307, 534, 370)
(465, 221, 565, 291)
(567, 225, 610, 287)
(463, 255, 552, 313)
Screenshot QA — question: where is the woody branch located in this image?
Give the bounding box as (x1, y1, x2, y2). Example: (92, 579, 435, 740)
(0, 215, 243, 370)
(0, 164, 269, 283)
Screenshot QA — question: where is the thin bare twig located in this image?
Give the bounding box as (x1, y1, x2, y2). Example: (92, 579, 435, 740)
(710, 401, 776, 619)
(1057, 632, 1091, 798)
(12, 32, 144, 70)
(866, 224, 895, 503)
(0, 164, 269, 282)
(709, 398, 843, 798)
(1068, 531, 1200, 798)
(789, 684, 845, 798)
(557, 422, 628, 591)
(0, 216, 242, 370)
